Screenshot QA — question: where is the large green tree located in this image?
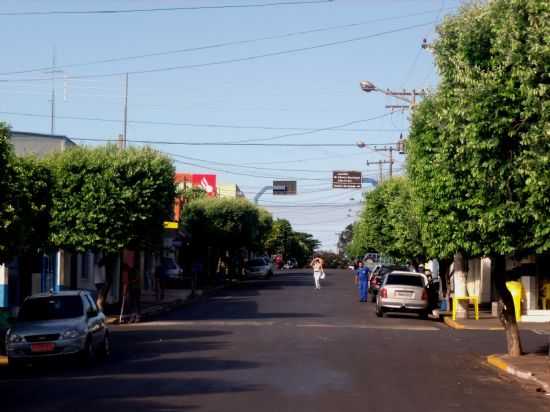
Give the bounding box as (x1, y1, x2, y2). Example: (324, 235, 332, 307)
(407, 0, 549, 355)
(0, 123, 17, 264)
(46, 145, 175, 305)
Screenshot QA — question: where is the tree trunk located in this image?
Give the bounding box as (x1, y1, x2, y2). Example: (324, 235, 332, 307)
(493, 255, 523, 357)
(96, 253, 117, 311)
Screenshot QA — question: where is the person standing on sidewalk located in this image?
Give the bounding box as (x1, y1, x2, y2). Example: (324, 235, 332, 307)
(355, 261, 370, 302)
(311, 257, 324, 290)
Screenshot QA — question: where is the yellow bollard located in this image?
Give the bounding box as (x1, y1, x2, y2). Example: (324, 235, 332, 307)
(506, 281, 523, 321)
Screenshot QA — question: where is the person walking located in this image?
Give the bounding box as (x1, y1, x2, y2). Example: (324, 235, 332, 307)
(311, 257, 324, 290)
(355, 261, 370, 302)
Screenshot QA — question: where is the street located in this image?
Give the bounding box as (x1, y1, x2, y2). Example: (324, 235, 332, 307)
(1, 269, 549, 412)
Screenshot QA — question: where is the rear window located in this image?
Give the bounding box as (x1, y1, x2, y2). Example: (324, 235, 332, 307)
(247, 259, 266, 267)
(18, 296, 84, 321)
(385, 274, 424, 287)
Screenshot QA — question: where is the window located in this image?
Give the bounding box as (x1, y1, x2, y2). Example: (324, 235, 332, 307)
(18, 296, 84, 321)
(385, 274, 424, 287)
(85, 295, 98, 313)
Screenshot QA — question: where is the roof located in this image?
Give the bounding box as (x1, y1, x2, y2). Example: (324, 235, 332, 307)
(11, 130, 77, 146)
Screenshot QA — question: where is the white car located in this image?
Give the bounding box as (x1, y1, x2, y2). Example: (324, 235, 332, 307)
(244, 258, 273, 279)
(376, 271, 429, 318)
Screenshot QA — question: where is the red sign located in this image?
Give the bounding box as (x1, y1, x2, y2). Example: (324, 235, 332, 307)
(192, 174, 217, 197)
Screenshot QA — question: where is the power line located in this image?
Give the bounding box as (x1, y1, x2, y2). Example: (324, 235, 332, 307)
(0, 1, 332, 16)
(0, 7, 454, 76)
(73, 136, 394, 147)
(0, 21, 436, 82)
(0, 110, 401, 134)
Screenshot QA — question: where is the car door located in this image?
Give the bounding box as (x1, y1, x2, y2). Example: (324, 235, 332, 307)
(84, 294, 104, 348)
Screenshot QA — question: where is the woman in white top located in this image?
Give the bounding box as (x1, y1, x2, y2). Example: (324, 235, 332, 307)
(311, 257, 324, 290)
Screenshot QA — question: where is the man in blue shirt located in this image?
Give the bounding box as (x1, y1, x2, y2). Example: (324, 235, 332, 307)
(355, 261, 370, 302)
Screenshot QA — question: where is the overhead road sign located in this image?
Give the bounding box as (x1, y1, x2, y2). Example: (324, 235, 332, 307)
(273, 180, 297, 195)
(333, 171, 362, 189)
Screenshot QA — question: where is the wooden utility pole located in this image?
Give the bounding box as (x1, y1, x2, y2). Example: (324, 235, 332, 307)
(366, 160, 393, 183)
(384, 89, 427, 111)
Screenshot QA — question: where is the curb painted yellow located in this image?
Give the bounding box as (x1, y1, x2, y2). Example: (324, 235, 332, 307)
(487, 354, 510, 372)
(443, 316, 465, 329)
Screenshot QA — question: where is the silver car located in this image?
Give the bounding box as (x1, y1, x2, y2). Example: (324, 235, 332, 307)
(376, 271, 428, 318)
(5, 290, 110, 368)
(244, 258, 273, 279)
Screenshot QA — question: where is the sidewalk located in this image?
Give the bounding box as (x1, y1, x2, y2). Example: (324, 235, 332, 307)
(107, 288, 194, 324)
(444, 314, 550, 334)
(487, 353, 550, 394)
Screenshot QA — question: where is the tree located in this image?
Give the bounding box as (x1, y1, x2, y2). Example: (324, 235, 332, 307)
(265, 219, 293, 258)
(0, 125, 53, 264)
(348, 178, 424, 263)
(180, 197, 269, 278)
(46, 145, 175, 306)
(407, 0, 550, 356)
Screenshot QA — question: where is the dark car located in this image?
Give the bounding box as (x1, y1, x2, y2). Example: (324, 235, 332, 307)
(368, 265, 409, 302)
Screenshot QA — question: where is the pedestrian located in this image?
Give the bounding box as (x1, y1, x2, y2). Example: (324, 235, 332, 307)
(355, 261, 370, 302)
(128, 266, 141, 323)
(310, 257, 325, 290)
(425, 272, 439, 318)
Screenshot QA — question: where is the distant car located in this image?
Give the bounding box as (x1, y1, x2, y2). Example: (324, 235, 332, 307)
(5, 290, 110, 368)
(283, 258, 298, 270)
(368, 265, 409, 302)
(244, 258, 274, 279)
(376, 271, 428, 318)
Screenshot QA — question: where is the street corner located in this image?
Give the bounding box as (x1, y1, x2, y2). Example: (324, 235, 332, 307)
(487, 354, 550, 395)
(443, 316, 504, 331)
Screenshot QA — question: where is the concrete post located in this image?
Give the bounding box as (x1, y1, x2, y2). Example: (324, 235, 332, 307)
(0, 264, 8, 308)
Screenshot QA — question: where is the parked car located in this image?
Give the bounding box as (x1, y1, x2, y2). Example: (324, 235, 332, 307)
(244, 258, 274, 279)
(368, 265, 409, 302)
(376, 271, 428, 318)
(283, 258, 298, 270)
(5, 290, 110, 368)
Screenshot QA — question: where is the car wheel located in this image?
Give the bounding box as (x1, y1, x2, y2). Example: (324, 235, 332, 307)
(97, 332, 111, 359)
(79, 337, 94, 365)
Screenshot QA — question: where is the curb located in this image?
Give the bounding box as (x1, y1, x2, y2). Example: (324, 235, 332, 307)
(444, 317, 465, 330)
(487, 354, 550, 394)
(443, 316, 504, 331)
(106, 284, 228, 325)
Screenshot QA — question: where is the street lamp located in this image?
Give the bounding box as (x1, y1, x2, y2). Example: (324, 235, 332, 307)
(359, 80, 378, 93)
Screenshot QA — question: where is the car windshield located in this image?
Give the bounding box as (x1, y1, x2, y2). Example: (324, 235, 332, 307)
(385, 274, 424, 287)
(247, 259, 266, 266)
(18, 296, 84, 321)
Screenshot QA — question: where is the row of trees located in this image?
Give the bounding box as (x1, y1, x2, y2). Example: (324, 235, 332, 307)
(180, 201, 320, 275)
(0, 125, 176, 305)
(349, 0, 549, 356)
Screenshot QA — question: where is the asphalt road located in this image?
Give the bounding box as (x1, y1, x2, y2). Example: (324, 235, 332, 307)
(1, 269, 549, 412)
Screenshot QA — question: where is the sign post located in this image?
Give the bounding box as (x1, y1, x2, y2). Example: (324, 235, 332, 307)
(332, 171, 362, 189)
(273, 180, 297, 195)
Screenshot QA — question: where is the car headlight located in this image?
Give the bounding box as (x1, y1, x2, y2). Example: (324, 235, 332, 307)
(62, 328, 84, 339)
(7, 332, 23, 344)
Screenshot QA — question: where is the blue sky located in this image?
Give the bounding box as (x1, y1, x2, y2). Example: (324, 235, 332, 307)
(0, 0, 462, 250)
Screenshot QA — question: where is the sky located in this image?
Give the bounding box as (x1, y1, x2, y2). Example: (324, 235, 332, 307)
(0, 0, 463, 251)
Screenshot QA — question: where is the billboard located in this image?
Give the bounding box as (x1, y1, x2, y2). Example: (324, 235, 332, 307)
(192, 174, 217, 197)
(273, 180, 297, 195)
(332, 171, 362, 189)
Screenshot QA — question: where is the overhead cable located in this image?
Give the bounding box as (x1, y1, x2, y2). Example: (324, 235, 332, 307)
(0, 7, 454, 76)
(0, 1, 332, 16)
(0, 21, 436, 82)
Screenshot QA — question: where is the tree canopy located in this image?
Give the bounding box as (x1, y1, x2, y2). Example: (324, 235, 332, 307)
(348, 178, 424, 263)
(46, 145, 175, 254)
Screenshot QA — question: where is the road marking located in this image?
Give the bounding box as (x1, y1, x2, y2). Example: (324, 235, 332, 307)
(296, 323, 440, 331)
(119, 319, 439, 331)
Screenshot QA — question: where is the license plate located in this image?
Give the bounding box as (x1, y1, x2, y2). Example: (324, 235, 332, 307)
(31, 343, 55, 353)
(397, 291, 413, 297)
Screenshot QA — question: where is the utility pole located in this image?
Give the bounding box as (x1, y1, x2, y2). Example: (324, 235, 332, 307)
(122, 73, 129, 149)
(50, 48, 56, 135)
(383, 89, 427, 111)
(366, 160, 392, 183)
